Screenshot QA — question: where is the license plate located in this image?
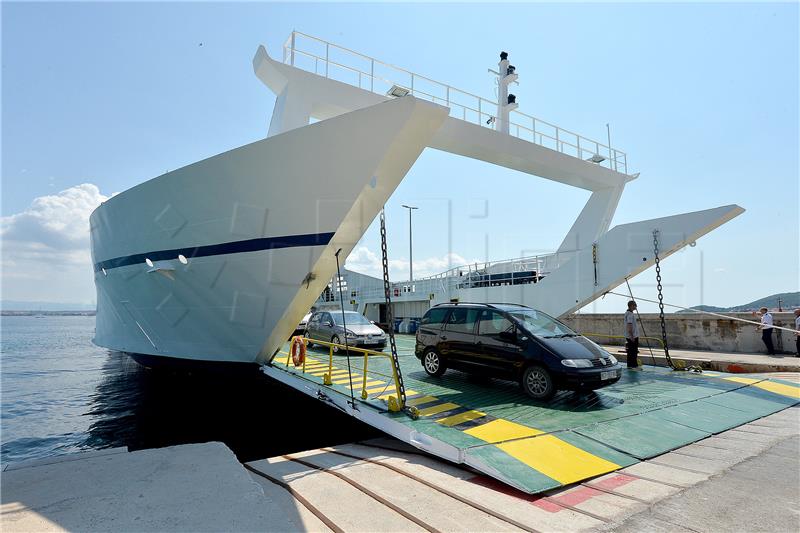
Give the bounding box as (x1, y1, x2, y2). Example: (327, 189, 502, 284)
(363, 339, 379, 344)
(601, 370, 617, 381)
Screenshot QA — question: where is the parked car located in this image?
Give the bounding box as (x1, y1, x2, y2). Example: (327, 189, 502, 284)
(415, 303, 621, 400)
(293, 312, 313, 337)
(304, 310, 386, 352)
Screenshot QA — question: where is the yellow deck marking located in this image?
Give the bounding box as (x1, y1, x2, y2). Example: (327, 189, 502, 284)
(406, 395, 438, 406)
(417, 402, 460, 417)
(465, 419, 542, 443)
(377, 390, 418, 401)
(753, 381, 800, 399)
(497, 435, 620, 485)
(437, 410, 486, 427)
(349, 380, 385, 389)
(309, 369, 348, 376)
(365, 385, 392, 394)
(332, 376, 361, 384)
(724, 377, 800, 399)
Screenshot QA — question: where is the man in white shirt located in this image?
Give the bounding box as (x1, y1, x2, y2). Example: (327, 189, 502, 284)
(758, 307, 775, 355)
(624, 300, 640, 368)
(794, 309, 799, 357)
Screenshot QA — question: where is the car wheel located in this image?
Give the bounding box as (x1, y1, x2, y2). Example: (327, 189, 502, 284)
(422, 349, 446, 377)
(303, 334, 313, 349)
(331, 335, 341, 353)
(521, 366, 555, 400)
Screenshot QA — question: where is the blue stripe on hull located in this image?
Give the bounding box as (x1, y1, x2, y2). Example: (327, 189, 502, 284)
(94, 231, 335, 272)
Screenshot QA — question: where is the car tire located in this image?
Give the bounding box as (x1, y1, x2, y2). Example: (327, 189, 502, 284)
(521, 365, 556, 400)
(331, 335, 341, 354)
(304, 334, 313, 349)
(422, 349, 446, 377)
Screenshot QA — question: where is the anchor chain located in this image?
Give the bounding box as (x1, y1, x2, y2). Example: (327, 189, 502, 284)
(652, 230, 675, 369)
(379, 210, 407, 409)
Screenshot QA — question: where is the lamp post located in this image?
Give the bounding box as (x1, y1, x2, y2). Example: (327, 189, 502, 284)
(401, 205, 418, 282)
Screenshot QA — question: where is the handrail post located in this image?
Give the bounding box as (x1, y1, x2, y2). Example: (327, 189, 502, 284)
(370, 59, 374, 92)
(361, 352, 369, 399)
(446, 86, 450, 107)
(556, 128, 560, 152)
(325, 43, 329, 78)
(290, 32, 296, 66)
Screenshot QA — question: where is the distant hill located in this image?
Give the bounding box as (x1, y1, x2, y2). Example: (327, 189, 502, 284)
(1, 300, 96, 312)
(678, 292, 799, 313)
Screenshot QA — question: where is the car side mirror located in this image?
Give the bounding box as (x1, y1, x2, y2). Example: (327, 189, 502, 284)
(325, 321, 333, 327)
(371, 320, 376, 324)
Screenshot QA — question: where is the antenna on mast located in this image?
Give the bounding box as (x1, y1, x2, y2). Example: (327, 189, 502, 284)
(487, 51, 519, 134)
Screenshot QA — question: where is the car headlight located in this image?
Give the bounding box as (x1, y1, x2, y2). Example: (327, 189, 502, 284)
(608, 354, 618, 365)
(345, 330, 357, 338)
(561, 359, 594, 368)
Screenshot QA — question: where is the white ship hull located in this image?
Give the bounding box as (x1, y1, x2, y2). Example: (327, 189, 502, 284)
(91, 97, 447, 364)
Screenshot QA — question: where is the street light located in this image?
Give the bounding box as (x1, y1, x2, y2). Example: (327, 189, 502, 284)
(401, 205, 418, 282)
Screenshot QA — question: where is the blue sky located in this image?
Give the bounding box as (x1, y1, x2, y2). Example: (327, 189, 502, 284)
(2, 2, 798, 311)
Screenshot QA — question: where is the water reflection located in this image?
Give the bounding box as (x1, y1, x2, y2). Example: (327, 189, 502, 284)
(84, 351, 379, 462)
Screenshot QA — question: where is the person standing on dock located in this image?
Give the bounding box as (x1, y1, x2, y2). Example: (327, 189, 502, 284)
(794, 309, 800, 357)
(758, 307, 775, 355)
(624, 300, 640, 368)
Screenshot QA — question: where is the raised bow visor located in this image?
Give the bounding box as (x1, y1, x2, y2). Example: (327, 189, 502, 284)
(90, 97, 448, 363)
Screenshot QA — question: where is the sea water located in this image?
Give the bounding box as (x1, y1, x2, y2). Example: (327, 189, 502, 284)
(0, 315, 377, 466)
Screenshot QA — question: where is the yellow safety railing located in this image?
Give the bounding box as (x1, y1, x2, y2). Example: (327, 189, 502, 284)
(285, 337, 405, 412)
(582, 333, 666, 350)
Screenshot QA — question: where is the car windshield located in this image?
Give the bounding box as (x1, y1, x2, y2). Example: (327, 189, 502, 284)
(508, 309, 578, 338)
(332, 312, 371, 326)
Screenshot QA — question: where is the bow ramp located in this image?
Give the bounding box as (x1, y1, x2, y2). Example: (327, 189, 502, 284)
(264, 336, 799, 494)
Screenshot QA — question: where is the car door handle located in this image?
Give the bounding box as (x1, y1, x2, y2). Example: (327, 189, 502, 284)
(440, 335, 447, 340)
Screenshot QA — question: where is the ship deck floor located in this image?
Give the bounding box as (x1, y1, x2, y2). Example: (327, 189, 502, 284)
(264, 335, 800, 494)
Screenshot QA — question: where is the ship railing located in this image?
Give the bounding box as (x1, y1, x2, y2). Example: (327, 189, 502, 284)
(285, 336, 405, 411)
(282, 31, 628, 174)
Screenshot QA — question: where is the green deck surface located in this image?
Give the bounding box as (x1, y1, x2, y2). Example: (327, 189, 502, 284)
(274, 335, 799, 493)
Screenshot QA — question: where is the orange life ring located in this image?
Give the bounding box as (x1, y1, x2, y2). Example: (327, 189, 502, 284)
(290, 337, 306, 367)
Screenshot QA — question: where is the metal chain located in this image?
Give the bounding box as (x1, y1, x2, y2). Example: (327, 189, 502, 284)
(592, 243, 598, 286)
(379, 210, 406, 406)
(652, 230, 674, 369)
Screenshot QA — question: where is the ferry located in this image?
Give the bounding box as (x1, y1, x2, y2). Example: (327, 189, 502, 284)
(90, 31, 743, 366)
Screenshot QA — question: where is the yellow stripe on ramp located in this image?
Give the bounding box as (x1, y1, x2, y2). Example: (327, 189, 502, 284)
(437, 410, 486, 427)
(349, 381, 385, 389)
(497, 434, 621, 485)
(407, 395, 438, 406)
(465, 419, 542, 443)
(724, 377, 800, 399)
(417, 402, 460, 417)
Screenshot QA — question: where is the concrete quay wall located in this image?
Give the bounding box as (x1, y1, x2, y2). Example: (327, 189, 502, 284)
(563, 312, 799, 354)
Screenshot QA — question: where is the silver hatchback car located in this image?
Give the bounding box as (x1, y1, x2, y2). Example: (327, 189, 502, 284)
(304, 310, 387, 352)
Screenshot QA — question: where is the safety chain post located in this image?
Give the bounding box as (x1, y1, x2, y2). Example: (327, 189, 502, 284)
(652, 230, 675, 369)
(379, 210, 407, 409)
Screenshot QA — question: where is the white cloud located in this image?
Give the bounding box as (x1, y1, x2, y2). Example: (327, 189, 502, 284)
(345, 245, 476, 280)
(1, 184, 110, 303)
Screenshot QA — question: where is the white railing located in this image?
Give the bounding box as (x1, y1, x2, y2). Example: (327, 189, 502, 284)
(316, 253, 557, 305)
(282, 31, 628, 174)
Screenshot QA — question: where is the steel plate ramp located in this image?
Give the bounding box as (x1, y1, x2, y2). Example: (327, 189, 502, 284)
(264, 338, 799, 495)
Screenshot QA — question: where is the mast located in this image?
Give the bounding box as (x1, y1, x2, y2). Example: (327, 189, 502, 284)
(494, 51, 518, 134)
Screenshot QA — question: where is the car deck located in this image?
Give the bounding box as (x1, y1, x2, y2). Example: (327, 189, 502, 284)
(263, 334, 800, 494)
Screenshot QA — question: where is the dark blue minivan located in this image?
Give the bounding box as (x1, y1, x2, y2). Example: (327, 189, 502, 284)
(415, 302, 621, 400)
